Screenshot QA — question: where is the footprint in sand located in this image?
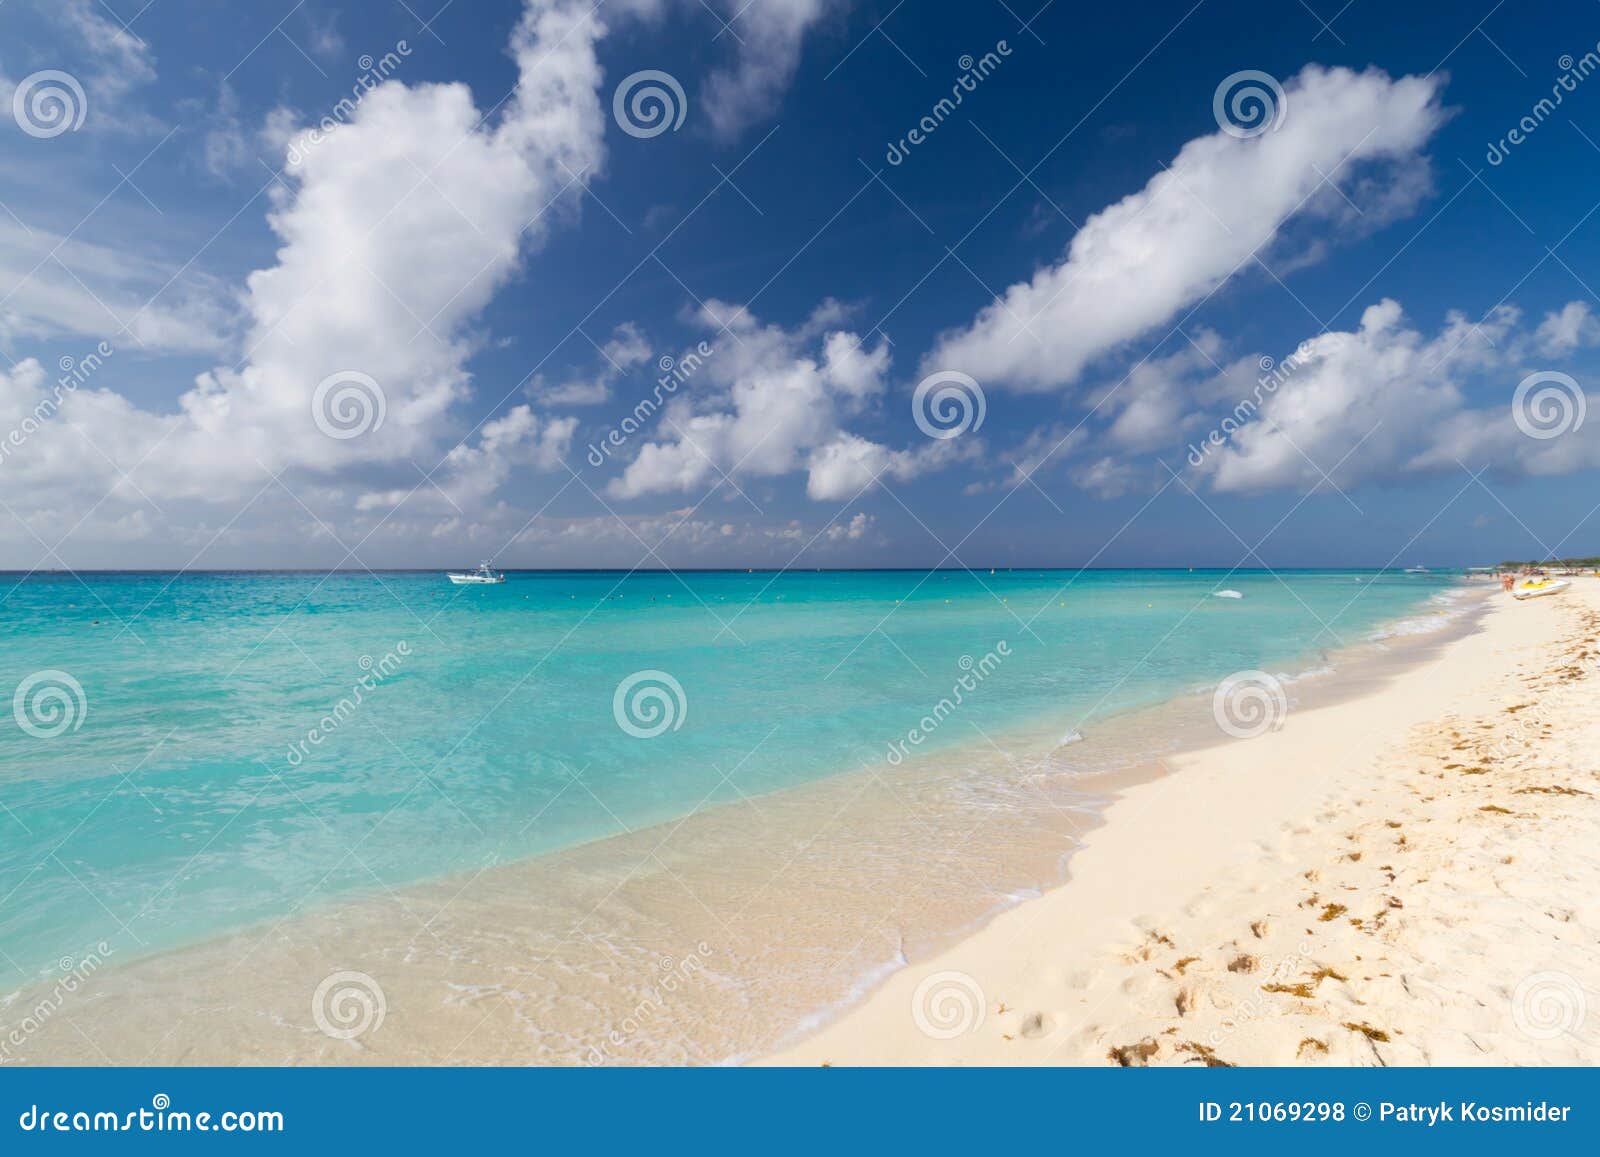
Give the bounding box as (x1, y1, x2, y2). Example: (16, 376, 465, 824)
(1175, 985, 1201, 1017)
(1018, 1011, 1056, 1039)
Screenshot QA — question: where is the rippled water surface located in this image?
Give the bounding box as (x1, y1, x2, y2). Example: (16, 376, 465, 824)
(0, 568, 1466, 986)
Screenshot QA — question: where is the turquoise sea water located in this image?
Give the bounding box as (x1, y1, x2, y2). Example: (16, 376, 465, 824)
(0, 568, 1464, 985)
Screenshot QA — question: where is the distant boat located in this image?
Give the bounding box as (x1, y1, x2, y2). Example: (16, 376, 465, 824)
(1404, 565, 1430, 574)
(447, 561, 505, 585)
(1212, 589, 1243, 599)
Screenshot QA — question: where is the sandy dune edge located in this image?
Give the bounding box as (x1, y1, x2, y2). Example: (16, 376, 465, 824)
(767, 584, 1600, 1066)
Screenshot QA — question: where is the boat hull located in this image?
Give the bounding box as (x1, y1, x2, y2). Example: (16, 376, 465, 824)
(1512, 580, 1570, 600)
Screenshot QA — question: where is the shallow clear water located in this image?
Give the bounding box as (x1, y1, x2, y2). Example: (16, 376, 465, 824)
(0, 568, 1461, 985)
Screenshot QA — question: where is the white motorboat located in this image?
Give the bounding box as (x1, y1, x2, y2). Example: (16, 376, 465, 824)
(1404, 565, 1430, 574)
(1511, 578, 1570, 600)
(447, 561, 505, 585)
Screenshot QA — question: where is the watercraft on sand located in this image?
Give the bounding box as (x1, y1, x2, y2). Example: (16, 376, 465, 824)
(1511, 578, 1569, 600)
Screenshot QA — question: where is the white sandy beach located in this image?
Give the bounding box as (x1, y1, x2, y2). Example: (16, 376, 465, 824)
(770, 582, 1600, 1065)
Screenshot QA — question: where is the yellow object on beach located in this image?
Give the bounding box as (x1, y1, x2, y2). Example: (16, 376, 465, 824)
(1512, 579, 1571, 601)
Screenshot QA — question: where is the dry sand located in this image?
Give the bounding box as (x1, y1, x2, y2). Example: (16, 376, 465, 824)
(768, 581, 1600, 1066)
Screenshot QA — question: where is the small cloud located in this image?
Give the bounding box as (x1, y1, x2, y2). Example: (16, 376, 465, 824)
(305, 9, 346, 63)
(825, 511, 873, 541)
(533, 322, 654, 406)
(642, 204, 677, 232)
(1021, 199, 1064, 238)
(1535, 301, 1600, 356)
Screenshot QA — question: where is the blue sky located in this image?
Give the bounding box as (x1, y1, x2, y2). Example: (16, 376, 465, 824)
(2, 0, 1599, 569)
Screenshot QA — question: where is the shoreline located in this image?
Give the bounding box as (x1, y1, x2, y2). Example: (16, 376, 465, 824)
(3, 580, 1473, 991)
(0, 580, 1505, 1065)
(765, 581, 1599, 1065)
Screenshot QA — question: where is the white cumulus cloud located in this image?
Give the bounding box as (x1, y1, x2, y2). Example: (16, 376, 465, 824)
(607, 300, 962, 502)
(927, 65, 1447, 392)
(1, 0, 609, 525)
(1197, 300, 1600, 492)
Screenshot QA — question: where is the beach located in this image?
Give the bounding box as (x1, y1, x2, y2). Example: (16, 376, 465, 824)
(0, 570, 1450, 1062)
(3, 571, 1584, 1066)
(770, 580, 1599, 1066)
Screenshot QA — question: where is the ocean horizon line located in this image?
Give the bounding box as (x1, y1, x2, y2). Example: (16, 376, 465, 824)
(0, 564, 1480, 576)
